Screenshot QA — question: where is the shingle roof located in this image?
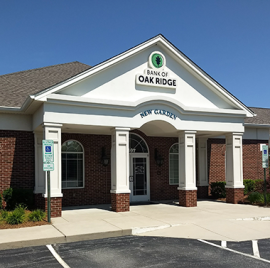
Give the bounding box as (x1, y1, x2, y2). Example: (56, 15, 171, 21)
(0, 61, 91, 108)
(245, 107, 270, 125)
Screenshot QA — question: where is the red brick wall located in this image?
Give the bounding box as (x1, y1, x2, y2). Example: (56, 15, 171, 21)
(0, 130, 34, 193)
(111, 193, 130, 212)
(243, 140, 268, 180)
(208, 138, 269, 190)
(35, 194, 62, 217)
(226, 188, 244, 204)
(61, 131, 179, 206)
(179, 190, 197, 207)
(61, 133, 111, 207)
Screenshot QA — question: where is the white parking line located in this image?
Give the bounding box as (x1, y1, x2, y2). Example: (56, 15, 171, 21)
(46, 244, 71, 268)
(198, 239, 270, 264)
(252, 240, 260, 258)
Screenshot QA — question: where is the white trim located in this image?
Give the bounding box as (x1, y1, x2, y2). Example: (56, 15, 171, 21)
(45, 93, 248, 118)
(177, 187, 198, 191)
(129, 153, 150, 202)
(169, 143, 179, 185)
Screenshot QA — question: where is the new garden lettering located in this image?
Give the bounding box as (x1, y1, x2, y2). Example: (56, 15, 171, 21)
(140, 109, 177, 120)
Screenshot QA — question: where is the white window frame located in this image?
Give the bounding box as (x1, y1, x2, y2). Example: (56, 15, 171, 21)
(61, 140, 85, 189)
(169, 143, 179, 185)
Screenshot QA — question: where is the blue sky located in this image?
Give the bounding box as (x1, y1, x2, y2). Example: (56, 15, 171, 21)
(1, 0, 269, 108)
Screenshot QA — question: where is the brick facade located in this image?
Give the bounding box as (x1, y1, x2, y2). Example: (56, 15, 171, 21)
(208, 138, 268, 196)
(226, 188, 244, 204)
(179, 190, 197, 207)
(35, 194, 62, 217)
(61, 133, 111, 207)
(0, 130, 267, 212)
(0, 130, 35, 193)
(111, 193, 130, 212)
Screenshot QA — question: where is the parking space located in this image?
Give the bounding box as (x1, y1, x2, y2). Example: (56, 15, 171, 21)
(1, 236, 270, 268)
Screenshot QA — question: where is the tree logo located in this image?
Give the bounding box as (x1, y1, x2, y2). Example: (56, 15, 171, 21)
(151, 53, 164, 68)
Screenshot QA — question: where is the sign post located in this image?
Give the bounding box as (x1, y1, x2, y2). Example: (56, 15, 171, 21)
(262, 145, 268, 206)
(42, 140, 54, 223)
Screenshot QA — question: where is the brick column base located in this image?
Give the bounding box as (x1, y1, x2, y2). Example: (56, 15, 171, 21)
(35, 194, 62, 217)
(179, 190, 197, 207)
(111, 193, 130, 212)
(226, 188, 244, 204)
(197, 186, 209, 199)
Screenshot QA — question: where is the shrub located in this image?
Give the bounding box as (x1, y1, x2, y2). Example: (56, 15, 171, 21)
(0, 209, 8, 220)
(6, 206, 26, 225)
(2, 188, 34, 210)
(0, 194, 2, 210)
(254, 179, 264, 193)
(210, 182, 226, 198)
(248, 192, 264, 204)
(243, 180, 256, 195)
(28, 209, 46, 222)
(3, 188, 13, 209)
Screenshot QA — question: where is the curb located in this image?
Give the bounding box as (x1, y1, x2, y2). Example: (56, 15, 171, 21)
(0, 229, 132, 251)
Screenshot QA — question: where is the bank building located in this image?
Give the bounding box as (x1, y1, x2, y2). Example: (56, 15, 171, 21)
(0, 35, 269, 217)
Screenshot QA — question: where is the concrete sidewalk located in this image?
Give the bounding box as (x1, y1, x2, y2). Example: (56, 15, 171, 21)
(0, 200, 270, 250)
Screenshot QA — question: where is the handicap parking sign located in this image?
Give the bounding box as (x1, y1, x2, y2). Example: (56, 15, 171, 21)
(42, 140, 54, 163)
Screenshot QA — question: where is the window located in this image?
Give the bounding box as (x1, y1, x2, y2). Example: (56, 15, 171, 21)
(62, 140, 84, 189)
(169, 143, 179, 185)
(129, 133, 148, 153)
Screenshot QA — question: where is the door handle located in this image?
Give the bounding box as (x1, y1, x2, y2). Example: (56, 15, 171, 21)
(129, 176, 133, 182)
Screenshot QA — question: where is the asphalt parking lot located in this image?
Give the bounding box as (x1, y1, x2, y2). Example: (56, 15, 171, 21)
(1, 236, 270, 268)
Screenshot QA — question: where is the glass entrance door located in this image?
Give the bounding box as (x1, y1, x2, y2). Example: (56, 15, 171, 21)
(130, 155, 149, 202)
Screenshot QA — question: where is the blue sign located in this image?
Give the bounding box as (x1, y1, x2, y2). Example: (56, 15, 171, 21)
(45, 146, 51, 153)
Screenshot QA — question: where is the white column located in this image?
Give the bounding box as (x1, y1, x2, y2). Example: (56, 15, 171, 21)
(110, 128, 131, 194)
(225, 133, 244, 188)
(43, 123, 63, 197)
(178, 131, 197, 190)
(34, 131, 45, 194)
(197, 138, 208, 187)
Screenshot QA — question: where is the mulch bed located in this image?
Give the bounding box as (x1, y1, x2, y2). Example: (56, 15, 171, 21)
(0, 220, 50, 229)
(0, 210, 50, 229)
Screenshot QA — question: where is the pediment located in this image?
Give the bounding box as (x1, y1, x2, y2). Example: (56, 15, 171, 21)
(35, 35, 253, 117)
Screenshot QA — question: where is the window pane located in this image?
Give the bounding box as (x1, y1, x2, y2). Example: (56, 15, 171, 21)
(129, 134, 148, 153)
(62, 140, 84, 189)
(169, 153, 179, 184)
(62, 140, 83, 152)
(62, 159, 67, 181)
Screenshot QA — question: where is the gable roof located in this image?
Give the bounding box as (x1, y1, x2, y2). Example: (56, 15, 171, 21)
(0, 61, 90, 108)
(0, 34, 256, 119)
(245, 107, 270, 125)
(31, 34, 254, 117)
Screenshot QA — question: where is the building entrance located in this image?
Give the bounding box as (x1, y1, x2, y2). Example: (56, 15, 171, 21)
(129, 134, 150, 202)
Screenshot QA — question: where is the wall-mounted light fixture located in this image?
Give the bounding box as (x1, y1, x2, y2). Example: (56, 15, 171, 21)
(101, 147, 110, 167)
(155, 148, 164, 167)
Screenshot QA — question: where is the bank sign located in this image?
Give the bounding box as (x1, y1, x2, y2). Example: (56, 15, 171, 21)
(136, 52, 177, 89)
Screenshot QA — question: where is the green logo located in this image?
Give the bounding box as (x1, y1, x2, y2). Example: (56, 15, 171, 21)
(151, 53, 164, 68)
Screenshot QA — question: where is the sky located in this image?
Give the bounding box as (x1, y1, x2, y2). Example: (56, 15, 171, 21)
(1, 0, 269, 108)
